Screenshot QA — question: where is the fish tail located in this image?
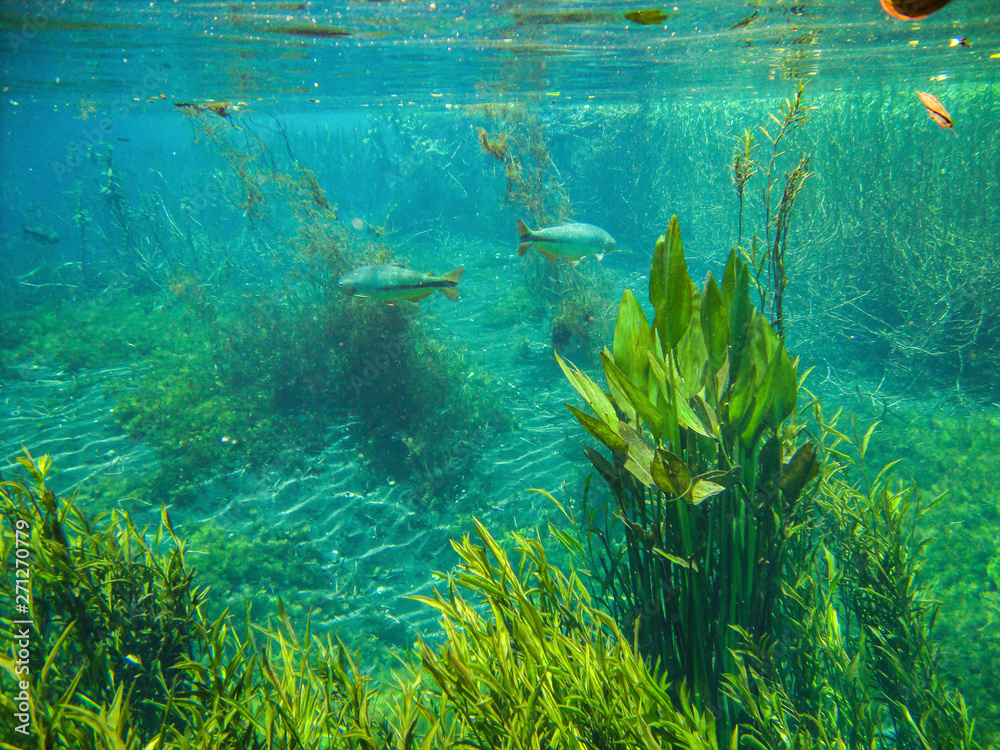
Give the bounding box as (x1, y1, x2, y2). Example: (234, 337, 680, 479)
(516, 219, 536, 256)
(439, 266, 463, 300)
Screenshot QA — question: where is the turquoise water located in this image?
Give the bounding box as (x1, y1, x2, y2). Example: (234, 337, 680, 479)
(2, 0, 1000, 707)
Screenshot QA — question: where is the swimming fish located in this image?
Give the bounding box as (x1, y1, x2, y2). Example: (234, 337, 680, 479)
(337, 263, 463, 303)
(516, 219, 616, 265)
(879, 0, 954, 21)
(916, 91, 953, 129)
(22, 224, 60, 245)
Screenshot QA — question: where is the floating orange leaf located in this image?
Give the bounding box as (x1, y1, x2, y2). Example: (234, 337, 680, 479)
(879, 0, 954, 20)
(916, 91, 953, 129)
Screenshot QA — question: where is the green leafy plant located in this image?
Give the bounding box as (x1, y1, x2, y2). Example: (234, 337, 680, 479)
(553, 217, 983, 748)
(555, 215, 816, 735)
(733, 80, 813, 333)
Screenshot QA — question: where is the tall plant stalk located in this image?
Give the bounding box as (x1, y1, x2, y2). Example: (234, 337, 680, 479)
(733, 80, 813, 335)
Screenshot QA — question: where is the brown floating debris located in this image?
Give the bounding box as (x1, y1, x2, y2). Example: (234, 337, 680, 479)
(879, 0, 955, 21)
(916, 91, 953, 129)
(625, 9, 669, 25)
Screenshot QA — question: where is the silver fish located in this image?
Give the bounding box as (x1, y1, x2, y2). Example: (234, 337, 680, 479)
(337, 263, 464, 303)
(516, 219, 615, 264)
(23, 224, 60, 245)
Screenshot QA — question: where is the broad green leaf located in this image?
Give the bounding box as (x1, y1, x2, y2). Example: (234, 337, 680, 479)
(583, 445, 619, 488)
(617, 421, 656, 487)
(603, 347, 637, 426)
(649, 350, 712, 438)
(651, 449, 692, 496)
(728, 253, 753, 382)
(601, 351, 665, 439)
(700, 271, 729, 373)
(769, 348, 798, 428)
(727, 361, 757, 432)
(675, 388, 713, 438)
(689, 478, 726, 505)
(555, 351, 617, 427)
(612, 289, 652, 389)
(673, 284, 707, 394)
(565, 403, 628, 454)
(739, 346, 783, 444)
(720, 247, 737, 311)
(689, 393, 720, 438)
(650, 216, 693, 351)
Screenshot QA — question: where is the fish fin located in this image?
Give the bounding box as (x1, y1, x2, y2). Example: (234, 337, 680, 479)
(595, 253, 604, 261)
(538, 247, 560, 263)
(441, 287, 460, 301)
(516, 218, 532, 240)
(441, 267, 464, 283)
(518, 243, 532, 257)
(409, 290, 435, 302)
(570, 259, 581, 267)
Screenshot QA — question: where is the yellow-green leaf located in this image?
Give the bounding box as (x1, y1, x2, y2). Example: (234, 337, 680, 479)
(566, 404, 628, 454)
(601, 351, 665, 439)
(700, 271, 729, 373)
(555, 351, 617, 427)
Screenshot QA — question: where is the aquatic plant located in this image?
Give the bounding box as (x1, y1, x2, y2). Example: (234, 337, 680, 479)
(0, 450, 203, 743)
(555, 215, 809, 734)
(553, 217, 982, 747)
(407, 518, 720, 749)
(472, 102, 571, 228)
(0, 451, 721, 749)
(732, 79, 813, 334)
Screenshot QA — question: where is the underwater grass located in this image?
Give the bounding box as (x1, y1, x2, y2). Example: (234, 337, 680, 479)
(0, 450, 721, 750)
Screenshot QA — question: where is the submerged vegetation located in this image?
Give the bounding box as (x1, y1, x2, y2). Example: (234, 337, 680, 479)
(1, 221, 990, 748)
(1, 452, 721, 749)
(552, 216, 980, 747)
(3, 106, 512, 508)
(3, 80, 1000, 749)
(473, 101, 614, 359)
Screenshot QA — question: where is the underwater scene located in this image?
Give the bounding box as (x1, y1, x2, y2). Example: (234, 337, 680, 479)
(1, 0, 1000, 747)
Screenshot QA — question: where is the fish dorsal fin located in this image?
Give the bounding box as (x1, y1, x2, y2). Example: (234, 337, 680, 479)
(391, 262, 407, 268)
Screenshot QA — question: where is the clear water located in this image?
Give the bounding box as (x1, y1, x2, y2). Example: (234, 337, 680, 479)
(2, 0, 999, 693)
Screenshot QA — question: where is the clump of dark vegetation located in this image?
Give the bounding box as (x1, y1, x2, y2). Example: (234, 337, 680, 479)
(2, 106, 512, 507)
